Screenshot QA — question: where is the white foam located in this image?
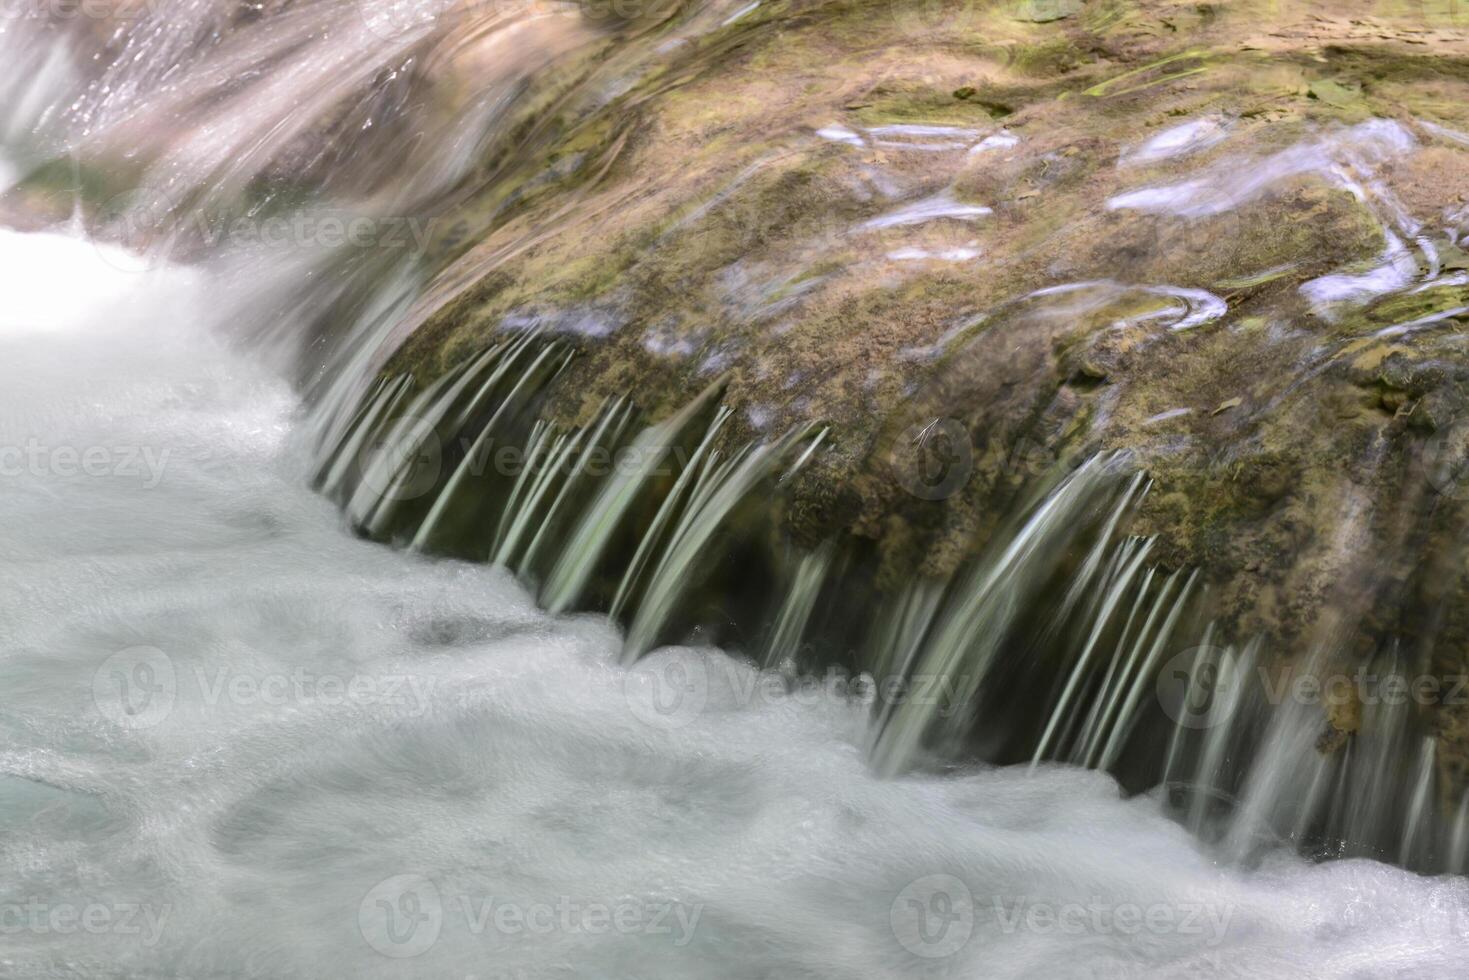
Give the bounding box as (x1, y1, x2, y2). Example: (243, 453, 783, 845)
(1375, 304, 1469, 338)
(1301, 232, 1420, 317)
(1146, 284, 1229, 331)
(1420, 119, 1469, 147)
(969, 130, 1020, 154)
(887, 245, 982, 262)
(869, 124, 982, 139)
(0, 229, 200, 335)
(815, 124, 864, 146)
(863, 192, 992, 229)
(1119, 117, 1229, 167)
(1108, 119, 1416, 218)
(0, 217, 1463, 979)
(1020, 280, 1226, 333)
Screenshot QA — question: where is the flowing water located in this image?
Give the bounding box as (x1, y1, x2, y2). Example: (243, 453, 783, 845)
(4, 4, 1469, 978)
(1, 226, 1466, 979)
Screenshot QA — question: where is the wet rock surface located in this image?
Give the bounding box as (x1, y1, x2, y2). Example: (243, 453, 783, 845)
(356, 0, 1469, 811)
(391, 0, 1469, 663)
(203, 1, 1469, 833)
(17, 0, 1469, 851)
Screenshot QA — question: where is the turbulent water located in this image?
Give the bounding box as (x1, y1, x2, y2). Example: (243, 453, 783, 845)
(0, 200, 1463, 980)
(4, 2, 1469, 977)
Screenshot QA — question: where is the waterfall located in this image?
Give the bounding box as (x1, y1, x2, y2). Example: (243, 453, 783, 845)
(5, 11, 1469, 970)
(540, 378, 728, 614)
(310, 332, 1469, 875)
(759, 540, 836, 667)
(870, 456, 1139, 773)
(317, 340, 1230, 786)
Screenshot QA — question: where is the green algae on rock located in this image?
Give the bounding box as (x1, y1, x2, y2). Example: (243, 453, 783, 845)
(291, 0, 1469, 861)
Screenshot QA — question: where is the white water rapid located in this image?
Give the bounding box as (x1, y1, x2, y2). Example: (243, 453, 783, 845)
(3, 4, 1469, 978)
(0, 213, 1465, 980)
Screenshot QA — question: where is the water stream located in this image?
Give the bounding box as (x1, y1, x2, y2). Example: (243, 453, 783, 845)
(4, 3, 1469, 977)
(0, 220, 1464, 978)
